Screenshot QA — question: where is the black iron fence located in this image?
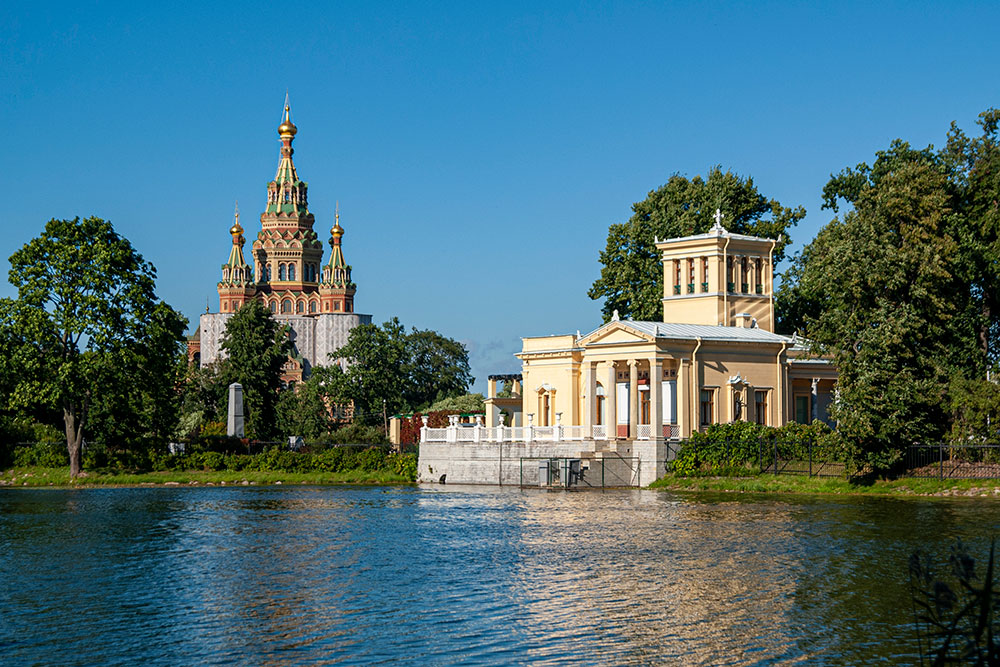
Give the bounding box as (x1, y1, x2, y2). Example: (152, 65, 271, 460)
(903, 444, 1000, 480)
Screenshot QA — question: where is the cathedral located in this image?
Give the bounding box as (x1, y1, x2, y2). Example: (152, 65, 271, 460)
(188, 99, 372, 383)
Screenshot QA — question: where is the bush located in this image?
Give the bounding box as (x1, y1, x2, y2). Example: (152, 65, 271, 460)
(325, 423, 389, 445)
(13, 441, 69, 468)
(671, 421, 847, 477)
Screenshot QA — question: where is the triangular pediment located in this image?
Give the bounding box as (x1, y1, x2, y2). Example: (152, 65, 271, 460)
(579, 321, 656, 347)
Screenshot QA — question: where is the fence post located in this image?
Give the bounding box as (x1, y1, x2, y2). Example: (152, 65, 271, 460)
(420, 415, 429, 444)
(939, 442, 944, 481)
(809, 437, 813, 478)
(773, 438, 778, 476)
(758, 438, 762, 473)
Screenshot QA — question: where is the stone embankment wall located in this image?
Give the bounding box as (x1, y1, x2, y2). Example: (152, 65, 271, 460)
(417, 441, 670, 487)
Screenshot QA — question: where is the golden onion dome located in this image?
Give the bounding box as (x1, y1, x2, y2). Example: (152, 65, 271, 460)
(230, 223, 243, 236)
(331, 222, 344, 239)
(278, 105, 297, 136)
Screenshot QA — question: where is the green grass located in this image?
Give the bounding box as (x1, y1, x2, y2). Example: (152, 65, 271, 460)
(649, 473, 1000, 497)
(0, 466, 415, 488)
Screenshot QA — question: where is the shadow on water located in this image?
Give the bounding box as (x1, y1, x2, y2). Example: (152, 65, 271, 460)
(2, 486, 998, 666)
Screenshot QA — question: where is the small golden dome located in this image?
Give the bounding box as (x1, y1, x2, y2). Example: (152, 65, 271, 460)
(331, 222, 344, 239)
(278, 105, 297, 136)
(230, 223, 243, 236)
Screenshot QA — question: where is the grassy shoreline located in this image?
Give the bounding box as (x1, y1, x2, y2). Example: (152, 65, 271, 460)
(1, 466, 415, 488)
(649, 473, 1000, 498)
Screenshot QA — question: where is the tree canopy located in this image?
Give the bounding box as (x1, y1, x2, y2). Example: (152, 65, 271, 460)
(325, 318, 472, 427)
(3, 217, 186, 475)
(777, 110, 1000, 468)
(589, 167, 805, 321)
(219, 299, 290, 439)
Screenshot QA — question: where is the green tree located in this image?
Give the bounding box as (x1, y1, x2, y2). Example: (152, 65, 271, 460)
(778, 140, 980, 469)
(402, 329, 473, 410)
(4, 217, 182, 476)
(86, 301, 188, 451)
(589, 167, 805, 321)
(218, 300, 290, 439)
(276, 374, 333, 439)
(425, 392, 485, 413)
(328, 318, 406, 426)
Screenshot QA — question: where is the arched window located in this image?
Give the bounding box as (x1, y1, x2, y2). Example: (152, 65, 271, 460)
(279, 264, 286, 281)
(334, 302, 341, 311)
(296, 301, 304, 314)
(281, 299, 292, 313)
(309, 301, 317, 313)
(266, 266, 272, 281)
(288, 264, 296, 281)
(269, 301, 276, 313)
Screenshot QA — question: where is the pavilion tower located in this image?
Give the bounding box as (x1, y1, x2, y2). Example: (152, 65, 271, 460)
(250, 96, 326, 315)
(217, 204, 256, 313)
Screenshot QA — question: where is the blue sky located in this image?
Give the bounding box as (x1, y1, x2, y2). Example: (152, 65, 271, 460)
(2, 1, 998, 392)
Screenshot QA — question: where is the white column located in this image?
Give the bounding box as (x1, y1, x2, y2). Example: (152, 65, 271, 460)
(584, 362, 596, 438)
(628, 360, 638, 439)
(650, 357, 662, 440)
(677, 358, 688, 438)
(607, 362, 617, 439)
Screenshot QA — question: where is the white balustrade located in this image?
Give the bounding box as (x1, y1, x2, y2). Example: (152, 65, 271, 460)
(562, 425, 585, 441)
(424, 428, 448, 442)
(663, 423, 680, 439)
(533, 426, 555, 440)
(637, 424, 652, 440)
(592, 424, 608, 440)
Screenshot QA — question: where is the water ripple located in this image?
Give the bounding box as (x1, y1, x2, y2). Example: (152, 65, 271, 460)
(2, 486, 999, 665)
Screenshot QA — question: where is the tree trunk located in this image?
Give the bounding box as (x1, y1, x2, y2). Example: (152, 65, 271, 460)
(64, 407, 83, 477)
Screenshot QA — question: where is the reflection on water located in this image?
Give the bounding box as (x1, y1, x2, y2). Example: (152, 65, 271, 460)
(1, 486, 998, 665)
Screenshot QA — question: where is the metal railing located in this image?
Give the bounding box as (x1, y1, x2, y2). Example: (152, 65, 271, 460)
(903, 444, 1000, 480)
(592, 425, 608, 440)
(424, 428, 448, 442)
(637, 424, 652, 440)
(519, 455, 641, 488)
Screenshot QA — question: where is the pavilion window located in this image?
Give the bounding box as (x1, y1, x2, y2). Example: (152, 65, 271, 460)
(700, 389, 714, 426)
(755, 390, 768, 425)
(595, 384, 605, 425)
(742, 257, 749, 293)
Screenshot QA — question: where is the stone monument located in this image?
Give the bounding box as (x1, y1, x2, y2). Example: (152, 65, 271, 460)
(227, 383, 244, 437)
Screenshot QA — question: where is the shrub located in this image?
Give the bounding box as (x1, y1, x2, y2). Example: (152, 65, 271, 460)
(13, 441, 70, 468)
(326, 423, 389, 445)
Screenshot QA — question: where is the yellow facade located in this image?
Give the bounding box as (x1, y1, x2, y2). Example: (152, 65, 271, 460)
(496, 214, 837, 438)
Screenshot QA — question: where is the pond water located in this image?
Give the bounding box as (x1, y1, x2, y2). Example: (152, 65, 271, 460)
(1, 485, 997, 665)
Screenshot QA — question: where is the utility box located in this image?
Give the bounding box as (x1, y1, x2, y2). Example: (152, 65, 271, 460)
(560, 459, 582, 487)
(538, 459, 558, 486)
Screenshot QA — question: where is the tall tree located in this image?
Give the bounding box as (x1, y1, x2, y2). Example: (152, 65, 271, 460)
(86, 301, 188, 450)
(328, 318, 407, 426)
(218, 299, 289, 439)
(402, 329, 473, 410)
(5, 217, 182, 476)
(589, 167, 805, 321)
(778, 139, 981, 468)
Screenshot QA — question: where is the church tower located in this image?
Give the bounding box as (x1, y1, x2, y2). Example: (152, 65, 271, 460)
(249, 96, 325, 316)
(319, 205, 356, 313)
(198, 97, 372, 382)
(217, 204, 256, 313)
